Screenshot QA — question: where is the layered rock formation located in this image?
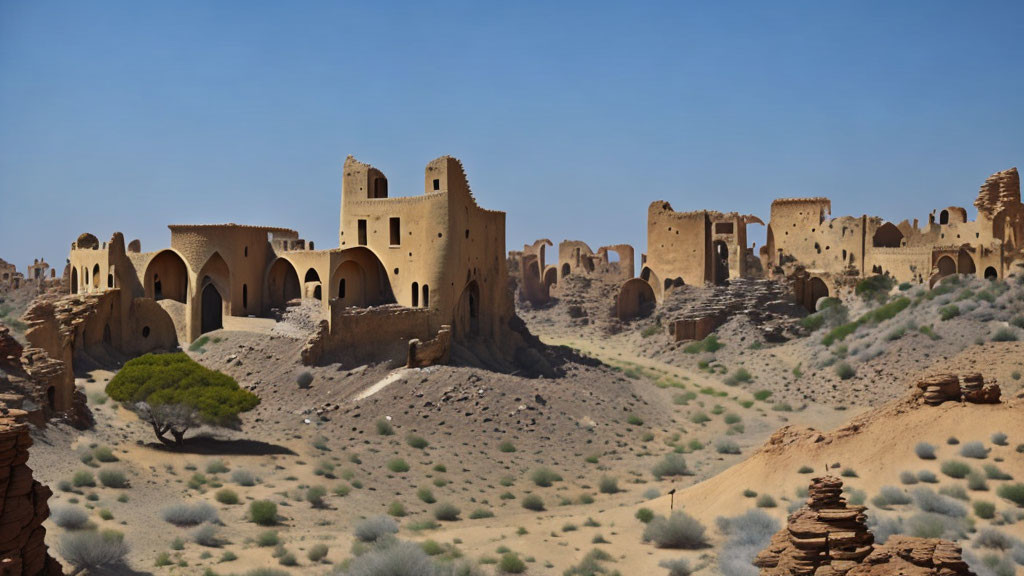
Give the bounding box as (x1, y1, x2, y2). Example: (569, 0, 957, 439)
(0, 415, 63, 575)
(914, 373, 1000, 406)
(755, 475, 974, 576)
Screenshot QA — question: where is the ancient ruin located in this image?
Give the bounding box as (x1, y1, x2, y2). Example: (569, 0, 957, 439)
(66, 156, 522, 371)
(510, 239, 633, 307)
(754, 475, 974, 576)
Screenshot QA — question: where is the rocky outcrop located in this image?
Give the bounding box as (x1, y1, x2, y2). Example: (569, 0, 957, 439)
(914, 373, 1000, 406)
(0, 416, 63, 576)
(974, 167, 1020, 217)
(755, 476, 974, 576)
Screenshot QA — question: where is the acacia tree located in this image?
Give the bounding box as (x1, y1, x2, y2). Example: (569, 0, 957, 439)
(106, 352, 259, 446)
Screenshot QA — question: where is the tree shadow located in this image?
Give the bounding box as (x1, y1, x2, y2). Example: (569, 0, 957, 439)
(144, 436, 295, 456)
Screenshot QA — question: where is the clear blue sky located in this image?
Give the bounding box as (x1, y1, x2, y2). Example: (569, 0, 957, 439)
(2, 1, 1023, 275)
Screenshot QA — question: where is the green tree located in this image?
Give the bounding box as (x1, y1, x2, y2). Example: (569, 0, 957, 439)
(106, 353, 259, 446)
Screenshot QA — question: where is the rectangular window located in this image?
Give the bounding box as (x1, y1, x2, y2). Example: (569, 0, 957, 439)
(715, 222, 734, 234)
(389, 217, 401, 246)
(358, 219, 367, 246)
(432, 178, 440, 191)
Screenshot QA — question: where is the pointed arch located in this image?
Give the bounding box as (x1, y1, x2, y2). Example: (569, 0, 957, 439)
(454, 280, 481, 339)
(267, 258, 301, 309)
(145, 249, 189, 303)
(197, 252, 231, 323)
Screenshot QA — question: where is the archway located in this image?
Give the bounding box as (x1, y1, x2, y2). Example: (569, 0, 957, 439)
(201, 282, 223, 334)
(145, 250, 189, 303)
(561, 263, 571, 278)
(331, 248, 395, 308)
(267, 258, 301, 309)
(985, 266, 998, 280)
(713, 240, 729, 285)
(92, 264, 100, 289)
(543, 267, 557, 290)
(808, 277, 829, 312)
(936, 256, 956, 279)
(957, 250, 976, 275)
(940, 210, 949, 225)
(616, 278, 656, 320)
(872, 222, 903, 248)
(71, 268, 78, 294)
(455, 280, 481, 339)
(304, 268, 322, 300)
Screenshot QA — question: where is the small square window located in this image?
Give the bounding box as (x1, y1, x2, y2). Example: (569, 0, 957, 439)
(433, 179, 440, 191)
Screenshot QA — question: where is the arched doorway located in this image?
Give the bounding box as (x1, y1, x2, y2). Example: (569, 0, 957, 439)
(808, 277, 829, 312)
(92, 264, 100, 289)
(936, 256, 956, 279)
(334, 260, 365, 305)
(455, 280, 481, 339)
(267, 259, 301, 308)
(616, 278, 656, 320)
(201, 282, 223, 333)
(940, 210, 950, 225)
(145, 250, 189, 303)
(561, 263, 571, 278)
(957, 250, 976, 276)
(985, 266, 998, 280)
(713, 240, 729, 285)
(543, 267, 557, 290)
(331, 248, 395, 308)
(304, 268, 322, 300)
(71, 268, 78, 294)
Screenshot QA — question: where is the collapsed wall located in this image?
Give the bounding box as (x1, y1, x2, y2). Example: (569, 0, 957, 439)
(0, 415, 64, 576)
(755, 475, 974, 576)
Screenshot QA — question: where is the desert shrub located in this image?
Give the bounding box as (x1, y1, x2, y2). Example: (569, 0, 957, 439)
(914, 487, 967, 517)
(215, 489, 239, 505)
(497, 553, 526, 574)
(498, 441, 516, 453)
(992, 327, 1019, 342)
(915, 442, 937, 460)
(192, 524, 219, 547)
(521, 495, 544, 511)
(940, 484, 969, 501)
(997, 483, 1024, 507)
(627, 413, 644, 426)
(249, 500, 278, 526)
(660, 557, 692, 576)
(278, 552, 297, 566)
(984, 464, 1013, 480)
(205, 459, 229, 474)
(51, 506, 90, 530)
(72, 469, 96, 487)
(598, 476, 619, 494)
(98, 468, 128, 488)
(433, 502, 460, 521)
(469, 508, 494, 519)
(93, 446, 117, 462)
(991, 432, 1009, 446)
(690, 411, 711, 424)
(162, 502, 219, 526)
(975, 528, 1021, 551)
(406, 434, 429, 449)
(756, 494, 777, 508)
(231, 469, 257, 486)
(530, 467, 562, 487)
(798, 465, 814, 474)
(939, 304, 960, 321)
(968, 471, 990, 491)
(918, 470, 938, 483)
(257, 530, 279, 547)
(387, 458, 410, 473)
(974, 500, 997, 519)
(58, 530, 129, 574)
(636, 508, 655, 523)
(835, 362, 856, 380)
(652, 454, 691, 479)
(296, 371, 314, 388)
(961, 442, 990, 459)
(306, 485, 327, 508)
(753, 389, 773, 401)
(716, 439, 741, 455)
(724, 412, 742, 425)
(375, 418, 395, 436)
(338, 540, 434, 576)
(354, 516, 399, 543)
(905, 512, 966, 539)
(941, 460, 973, 479)
(856, 275, 895, 302)
(643, 511, 707, 549)
(900, 471, 919, 485)
(106, 352, 259, 446)
(416, 487, 436, 504)
(717, 509, 779, 576)
(307, 543, 329, 562)
(873, 486, 912, 509)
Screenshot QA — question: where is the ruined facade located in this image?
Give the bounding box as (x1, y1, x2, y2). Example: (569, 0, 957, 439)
(66, 156, 516, 368)
(764, 168, 1024, 309)
(510, 239, 634, 307)
(0, 259, 23, 292)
